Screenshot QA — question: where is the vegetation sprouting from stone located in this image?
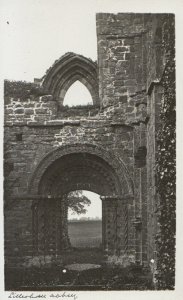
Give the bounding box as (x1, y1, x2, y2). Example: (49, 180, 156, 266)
(155, 15, 175, 290)
(4, 80, 47, 100)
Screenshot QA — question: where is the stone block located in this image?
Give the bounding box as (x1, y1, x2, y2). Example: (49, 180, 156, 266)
(14, 108, 24, 114)
(6, 109, 14, 115)
(39, 95, 53, 102)
(126, 106, 135, 113)
(114, 80, 125, 87)
(24, 103, 35, 108)
(35, 108, 48, 114)
(124, 79, 137, 86)
(125, 53, 131, 60)
(119, 95, 128, 103)
(24, 108, 34, 115)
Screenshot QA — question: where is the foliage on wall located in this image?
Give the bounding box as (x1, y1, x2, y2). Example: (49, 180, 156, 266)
(155, 14, 176, 290)
(4, 80, 46, 100)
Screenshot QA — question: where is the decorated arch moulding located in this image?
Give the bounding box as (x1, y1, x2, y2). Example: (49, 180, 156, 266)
(41, 52, 99, 106)
(41, 158, 118, 196)
(28, 143, 134, 198)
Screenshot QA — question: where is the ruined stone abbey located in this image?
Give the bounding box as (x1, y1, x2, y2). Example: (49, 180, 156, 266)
(4, 13, 175, 284)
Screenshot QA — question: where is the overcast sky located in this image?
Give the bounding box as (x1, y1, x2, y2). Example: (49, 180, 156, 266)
(1, 0, 182, 106)
(1, 0, 98, 82)
(1, 0, 181, 82)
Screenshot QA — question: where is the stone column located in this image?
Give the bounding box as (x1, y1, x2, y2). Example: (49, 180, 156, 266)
(101, 196, 118, 253)
(32, 196, 66, 256)
(133, 216, 142, 264)
(60, 195, 71, 250)
(100, 195, 133, 255)
(32, 200, 38, 255)
(116, 198, 129, 255)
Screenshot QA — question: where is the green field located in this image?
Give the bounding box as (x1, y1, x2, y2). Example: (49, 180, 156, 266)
(68, 220, 102, 248)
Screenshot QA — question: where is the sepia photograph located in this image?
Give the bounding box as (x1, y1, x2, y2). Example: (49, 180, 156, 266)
(1, 0, 181, 298)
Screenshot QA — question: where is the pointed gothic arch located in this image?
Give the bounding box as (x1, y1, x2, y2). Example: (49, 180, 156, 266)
(63, 80, 93, 106)
(42, 52, 99, 106)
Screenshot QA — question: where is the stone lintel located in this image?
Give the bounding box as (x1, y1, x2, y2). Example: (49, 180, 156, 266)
(4, 120, 81, 128)
(46, 120, 80, 126)
(100, 194, 133, 202)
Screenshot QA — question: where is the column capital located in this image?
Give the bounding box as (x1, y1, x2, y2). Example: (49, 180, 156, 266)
(8, 194, 64, 201)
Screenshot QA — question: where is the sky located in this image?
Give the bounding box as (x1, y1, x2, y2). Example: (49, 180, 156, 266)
(68, 191, 102, 220)
(1, 0, 98, 82)
(1, 0, 183, 107)
(1, 0, 182, 83)
(64, 81, 93, 106)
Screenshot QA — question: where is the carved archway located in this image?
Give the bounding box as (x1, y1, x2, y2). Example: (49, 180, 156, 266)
(42, 52, 99, 106)
(29, 143, 134, 255)
(28, 143, 134, 196)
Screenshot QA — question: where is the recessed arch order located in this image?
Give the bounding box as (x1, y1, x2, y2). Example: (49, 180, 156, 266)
(28, 143, 134, 197)
(42, 52, 99, 106)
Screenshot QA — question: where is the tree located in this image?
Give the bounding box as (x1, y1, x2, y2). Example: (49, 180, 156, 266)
(67, 190, 91, 215)
(61, 190, 91, 249)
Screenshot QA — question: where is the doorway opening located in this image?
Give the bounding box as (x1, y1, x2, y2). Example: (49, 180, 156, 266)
(33, 149, 125, 257)
(67, 190, 102, 249)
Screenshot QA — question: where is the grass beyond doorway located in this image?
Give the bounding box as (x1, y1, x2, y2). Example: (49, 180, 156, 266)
(68, 220, 102, 248)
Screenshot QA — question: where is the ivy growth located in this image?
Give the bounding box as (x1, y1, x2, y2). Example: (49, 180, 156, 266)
(4, 80, 47, 100)
(155, 14, 175, 290)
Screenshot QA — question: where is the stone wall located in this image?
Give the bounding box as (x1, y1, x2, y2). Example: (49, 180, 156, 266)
(4, 13, 174, 275)
(4, 80, 136, 260)
(96, 13, 148, 110)
(96, 13, 174, 269)
(96, 13, 150, 265)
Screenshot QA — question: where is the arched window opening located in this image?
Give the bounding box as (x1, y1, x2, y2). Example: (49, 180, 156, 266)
(63, 81, 93, 107)
(68, 190, 102, 248)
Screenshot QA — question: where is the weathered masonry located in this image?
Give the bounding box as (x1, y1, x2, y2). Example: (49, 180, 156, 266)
(4, 13, 175, 271)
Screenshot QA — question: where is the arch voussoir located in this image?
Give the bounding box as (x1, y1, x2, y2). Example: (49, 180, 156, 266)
(28, 143, 134, 197)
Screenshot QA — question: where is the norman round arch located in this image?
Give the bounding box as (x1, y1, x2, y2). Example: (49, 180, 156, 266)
(42, 52, 99, 106)
(30, 143, 134, 254)
(28, 143, 134, 197)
